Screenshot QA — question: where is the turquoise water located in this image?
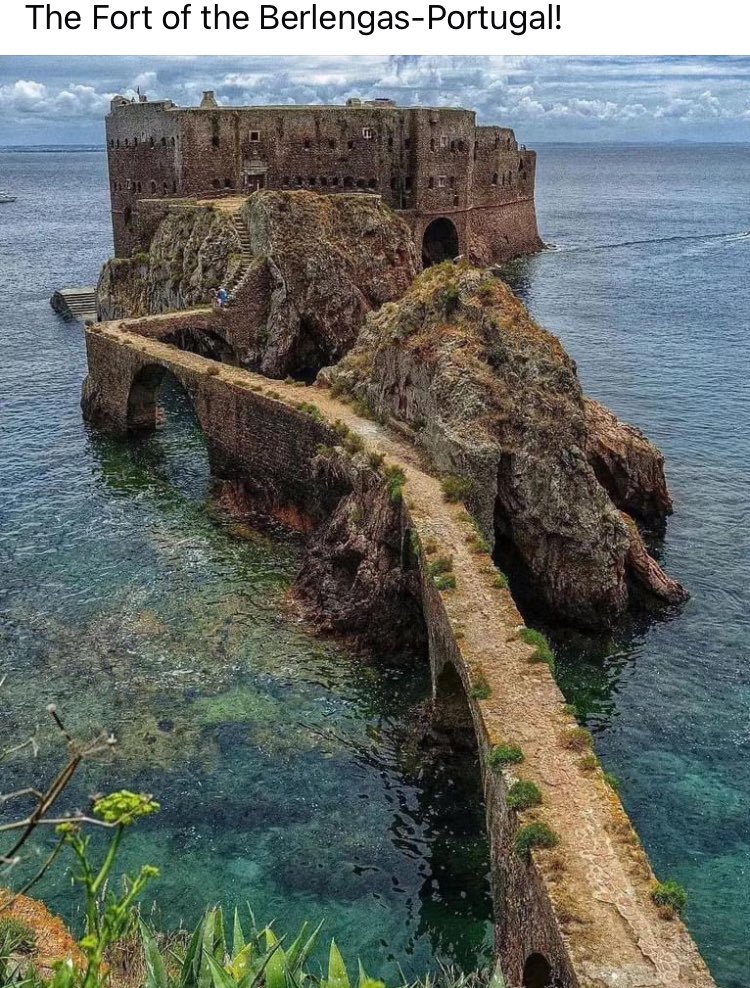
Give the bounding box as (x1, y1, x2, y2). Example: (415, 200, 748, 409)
(509, 144, 750, 987)
(0, 151, 492, 976)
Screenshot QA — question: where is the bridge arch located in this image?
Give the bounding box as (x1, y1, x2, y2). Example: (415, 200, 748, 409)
(522, 953, 554, 988)
(160, 324, 239, 365)
(422, 217, 460, 267)
(126, 362, 205, 435)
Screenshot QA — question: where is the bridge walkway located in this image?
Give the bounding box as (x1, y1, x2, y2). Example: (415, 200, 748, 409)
(86, 322, 716, 988)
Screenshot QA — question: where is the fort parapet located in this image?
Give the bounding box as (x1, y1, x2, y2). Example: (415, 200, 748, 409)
(105, 91, 542, 266)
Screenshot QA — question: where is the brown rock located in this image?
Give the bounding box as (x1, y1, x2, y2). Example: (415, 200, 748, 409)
(234, 191, 421, 379)
(96, 205, 243, 320)
(292, 446, 426, 655)
(0, 891, 84, 976)
(584, 398, 673, 524)
(328, 263, 686, 628)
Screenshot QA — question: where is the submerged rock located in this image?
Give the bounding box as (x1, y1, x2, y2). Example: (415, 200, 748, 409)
(326, 263, 685, 628)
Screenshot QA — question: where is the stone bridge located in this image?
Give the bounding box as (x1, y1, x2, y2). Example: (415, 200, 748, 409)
(81, 320, 716, 988)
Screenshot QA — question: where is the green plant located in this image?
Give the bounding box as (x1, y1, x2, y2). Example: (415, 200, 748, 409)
(488, 743, 524, 769)
(367, 450, 385, 470)
(409, 529, 421, 559)
(55, 791, 160, 988)
(428, 555, 453, 577)
(519, 628, 555, 672)
(579, 753, 599, 773)
(0, 917, 37, 955)
(138, 905, 401, 988)
(470, 676, 491, 700)
(383, 465, 406, 504)
(344, 432, 365, 456)
(440, 475, 474, 504)
(562, 703, 578, 718)
(515, 822, 559, 860)
(434, 573, 457, 592)
(466, 529, 490, 554)
(506, 780, 542, 811)
(352, 398, 377, 421)
(293, 401, 323, 421)
(603, 772, 621, 793)
(563, 726, 594, 752)
(441, 284, 461, 313)
(651, 880, 688, 917)
(492, 572, 508, 589)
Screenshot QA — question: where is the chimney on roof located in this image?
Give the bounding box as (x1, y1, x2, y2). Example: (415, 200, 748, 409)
(200, 90, 218, 108)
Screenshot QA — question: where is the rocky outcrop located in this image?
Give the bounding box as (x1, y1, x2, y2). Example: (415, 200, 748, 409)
(96, 193, 419, 381)
(293, 445, 426, 655)
(326, 263, 685, 628)
(584, 398, 673, 524)
(0, 892, 84, 977)
(234, 192, 420, 379)
(96, 206, 244, 320)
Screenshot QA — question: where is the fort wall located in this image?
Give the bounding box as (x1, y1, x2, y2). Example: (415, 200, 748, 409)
(105, 96, 541, 266)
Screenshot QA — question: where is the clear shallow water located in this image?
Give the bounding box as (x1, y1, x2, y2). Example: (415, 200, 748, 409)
(0, 151, 492, 977)
(511, 145, 750, 988)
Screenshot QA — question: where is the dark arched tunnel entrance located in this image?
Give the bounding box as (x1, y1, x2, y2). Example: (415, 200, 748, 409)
(422, 217, 460, 267)
(523, 953, 555, 988)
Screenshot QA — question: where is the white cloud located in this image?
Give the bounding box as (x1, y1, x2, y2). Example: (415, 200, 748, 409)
(2, 57, 750, 143)
(0, 78, 113, 119)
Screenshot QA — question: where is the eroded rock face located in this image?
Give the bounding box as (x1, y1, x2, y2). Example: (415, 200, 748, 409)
(584, 398, 673, 524)
(327, 263, 684, 628)
(293, 446, 426, 656)
(96, 192, 420, 380)
(96, 206, 244, 320)
(237, 191, 421, 379)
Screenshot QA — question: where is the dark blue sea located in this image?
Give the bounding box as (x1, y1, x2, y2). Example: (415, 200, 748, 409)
(0, 144, 748, 986)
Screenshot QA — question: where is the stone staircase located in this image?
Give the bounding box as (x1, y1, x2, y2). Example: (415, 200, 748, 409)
(50, 287, 97, 324)
(225, 213, 253, 298)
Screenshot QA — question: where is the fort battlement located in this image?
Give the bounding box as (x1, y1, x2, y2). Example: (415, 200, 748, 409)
(105, 91, 542, 266)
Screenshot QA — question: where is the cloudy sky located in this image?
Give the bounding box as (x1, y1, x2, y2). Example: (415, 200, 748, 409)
(2, 56, 750, 145)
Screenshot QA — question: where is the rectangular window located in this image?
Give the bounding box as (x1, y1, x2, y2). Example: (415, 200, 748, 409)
(362, 127, 374, 139)
(440, 136, 449, 148)
(438, 175, 447, 188)
(250, 131, 260, 142)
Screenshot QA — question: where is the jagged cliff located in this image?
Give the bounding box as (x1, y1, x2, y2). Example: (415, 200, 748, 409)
(325, 263, 686, 629)
(234, 191, 421, 378)
(97, 192, 420, 379)
(96, 205, 244, 320)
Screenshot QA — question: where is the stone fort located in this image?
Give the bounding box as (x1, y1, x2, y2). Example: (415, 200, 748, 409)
(106, 91, 542, 266)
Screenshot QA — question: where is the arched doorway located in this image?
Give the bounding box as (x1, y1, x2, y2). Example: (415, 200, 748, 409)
(422, 217, 459, 267)
(522, 953, 553, 988)
(126, 366, 211, 501)
(161, 325, 239, 365)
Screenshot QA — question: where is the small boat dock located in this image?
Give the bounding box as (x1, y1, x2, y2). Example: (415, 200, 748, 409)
(50, 287, 97, 324)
